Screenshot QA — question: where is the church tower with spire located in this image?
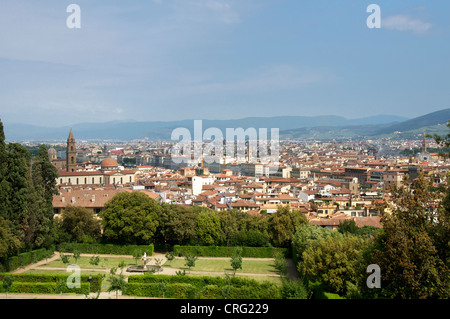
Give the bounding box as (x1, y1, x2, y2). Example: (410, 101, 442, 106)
(66, 128, 77, 172)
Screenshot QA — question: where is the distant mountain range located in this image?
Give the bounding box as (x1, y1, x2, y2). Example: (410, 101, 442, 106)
(2, 109, 449, 142)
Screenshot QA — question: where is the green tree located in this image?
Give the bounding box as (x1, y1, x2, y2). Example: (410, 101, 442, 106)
(4, 143, 31, 242)
(230, 247, 243, 275)
(299, 234, 371, 296)
(292, 224, 341, 263)
(156, 203, 198, 246)
(218, 209, 247, 246)
(0, 218, 21, 258)
(194, 210, 221, 245)
(184, 254, 198, 272)
(0, 120, 10, 226)
(133, 248, 143, 265)
(165, 251, 175, 265)
(27, 145, 58, 248)
(107, 271, 127, 299)
(268, 206, 308, 248)
(58, 205, 102, 243)
(100, 192, 161, 245)
(73, 250, 80, 264)
(159, 279, 168, 298)
(372, 170, 449, 298)
(337, 219, 359, 235)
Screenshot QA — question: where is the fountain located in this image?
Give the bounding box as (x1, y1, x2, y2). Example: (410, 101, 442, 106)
(126, 252, 162, 273)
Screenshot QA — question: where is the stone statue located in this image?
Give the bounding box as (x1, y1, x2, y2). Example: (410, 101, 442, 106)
(141, 252, 148, 267)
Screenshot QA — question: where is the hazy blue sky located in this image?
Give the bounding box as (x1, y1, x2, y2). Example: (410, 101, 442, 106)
(0, 0, 449, 127)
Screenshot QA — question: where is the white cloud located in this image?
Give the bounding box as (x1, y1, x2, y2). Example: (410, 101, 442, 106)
(383, 14, 432, 34)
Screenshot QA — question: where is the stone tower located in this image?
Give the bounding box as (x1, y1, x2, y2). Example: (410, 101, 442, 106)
(66, 128, 77, 172)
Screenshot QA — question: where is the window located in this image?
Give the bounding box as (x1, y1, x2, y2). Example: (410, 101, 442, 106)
(84, 178, 87, 184)
(71, 157, 74, 164)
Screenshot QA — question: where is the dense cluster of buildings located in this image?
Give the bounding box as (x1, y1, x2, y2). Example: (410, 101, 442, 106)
(49, 129, 449, 230)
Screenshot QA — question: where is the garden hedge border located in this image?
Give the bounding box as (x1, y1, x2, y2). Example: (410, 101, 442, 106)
(57, 243, 154, 256)
(0, 281, 90, 295)
(172, 245, 287, 258)
(2, 247, 55, 272)
(0, 273, 103, 293)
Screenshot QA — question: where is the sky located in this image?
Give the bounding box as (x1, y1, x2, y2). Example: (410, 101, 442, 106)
(0, 0, 449, 127)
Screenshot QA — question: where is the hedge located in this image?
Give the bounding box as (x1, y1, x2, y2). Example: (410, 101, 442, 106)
(57, 243, 154, 256)
(123, 282, 282, 299)
(0, 273, 103, 293)
(128, 274, 275, 290)
(126, 274, 282, 299)
(3, 247, 55, 272)
(0, 282, 90, 295)
(124, 283, 197, 299)
(172, 245, 287, 258)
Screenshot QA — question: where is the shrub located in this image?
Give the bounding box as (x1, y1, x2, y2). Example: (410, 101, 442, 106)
(57, 243, 154, 256)
(0, 273, 102, 293)
(173, 245, 287, 258)
(0, 282, 90, 295)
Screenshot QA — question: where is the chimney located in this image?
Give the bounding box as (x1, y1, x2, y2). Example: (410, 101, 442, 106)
(72, 196, 76, 203)
(91, 195, 95, 202)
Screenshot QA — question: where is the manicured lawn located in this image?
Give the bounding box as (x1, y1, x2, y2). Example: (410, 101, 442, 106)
(37, 256, 138, 269)
(164, 258, 278, 275)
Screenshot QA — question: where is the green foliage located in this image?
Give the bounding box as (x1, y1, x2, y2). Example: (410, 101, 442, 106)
(184, 254, 198, 271)
(195, 210, 222, 245)
(274, 251, 287, 276)
(268, 206, 308, 248)
(371, 170, 450, 299)
(0, 218, 21, 259)
(292, 224, 341, 263)
(125, 274, 281, 299)
(57, 206, 102, 243)
(3, 247, 54, 272)
(0, 273, 102, 293)
(280, 278, 308, 299)
(0, 281, 90, 295)
(89, 255, 100, 266)
(230, 248, 243, 275)
(173, 245, 287, 258)
(337, 219, 359, 235)
(100, 191, 161, 245)
(156, 203, 199, 246)
(57, 242, 154, 256)
(299, 234, 371, 296)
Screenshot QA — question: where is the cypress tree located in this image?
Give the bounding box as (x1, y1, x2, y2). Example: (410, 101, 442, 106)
(28, 144, 58, 248)
(0, 120, 10, 221)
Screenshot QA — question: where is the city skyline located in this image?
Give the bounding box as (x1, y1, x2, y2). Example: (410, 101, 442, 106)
(1, 1, 449, 127)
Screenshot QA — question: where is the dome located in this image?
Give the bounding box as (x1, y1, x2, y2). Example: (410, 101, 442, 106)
(48, 147, 57, 155)
(101, 157, 118, 168)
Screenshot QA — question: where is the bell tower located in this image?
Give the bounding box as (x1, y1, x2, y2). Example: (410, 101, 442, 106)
(66, 128, 77, 172)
